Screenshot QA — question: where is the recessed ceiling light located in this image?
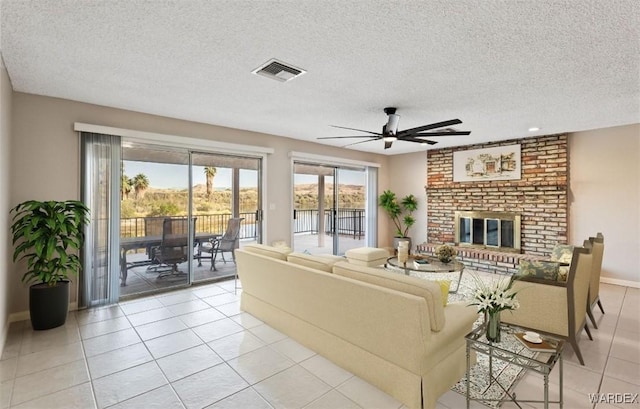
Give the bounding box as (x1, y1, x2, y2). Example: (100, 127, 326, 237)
(528, 127, 540, 132)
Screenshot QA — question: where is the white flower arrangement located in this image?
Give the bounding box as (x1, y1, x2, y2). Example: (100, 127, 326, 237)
(434, 244, 457, 261)
(469, 273, 520, 315)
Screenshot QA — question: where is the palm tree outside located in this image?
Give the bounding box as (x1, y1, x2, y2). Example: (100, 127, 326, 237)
(204, 167, 217, 198)
(132, 173, 150, 199)
(121, 175, 132, 200)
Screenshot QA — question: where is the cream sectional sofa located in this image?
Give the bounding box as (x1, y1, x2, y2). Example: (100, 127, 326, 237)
(236, 244, 478, 409)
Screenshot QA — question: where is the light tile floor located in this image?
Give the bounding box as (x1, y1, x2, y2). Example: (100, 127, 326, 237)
(1, 278, 638, 409)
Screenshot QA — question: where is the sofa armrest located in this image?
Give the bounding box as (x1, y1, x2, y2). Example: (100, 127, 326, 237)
(423, 302, 478, 368)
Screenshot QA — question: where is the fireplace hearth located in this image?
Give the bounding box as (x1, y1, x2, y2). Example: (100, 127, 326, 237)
(454, 211, 521, 253)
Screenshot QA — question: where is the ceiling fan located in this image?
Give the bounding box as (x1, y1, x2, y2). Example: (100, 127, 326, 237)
(318, 107, 471, 149)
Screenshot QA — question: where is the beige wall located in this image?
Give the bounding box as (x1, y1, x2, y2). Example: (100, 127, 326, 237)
(1, 57, 13, 348)
(387, 152, 428, 248)
(9, 92, 390, 314)
(6, 90, 639, 319)
(569, 124, 640, 285)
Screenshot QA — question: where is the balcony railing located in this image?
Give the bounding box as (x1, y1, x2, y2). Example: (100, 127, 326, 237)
(294, 208, 365, 239)
(121, 212, 258, 239)
(121, 208, 365, 240)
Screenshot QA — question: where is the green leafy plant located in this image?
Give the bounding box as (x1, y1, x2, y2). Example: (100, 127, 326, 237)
(378, 190, 418, 237)
(11, 200, 90, 286)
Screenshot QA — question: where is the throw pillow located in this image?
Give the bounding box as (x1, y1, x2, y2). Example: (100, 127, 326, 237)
(518, 260, 559, 281)
(550, 245, 574, 264)
(435, 280, 450, 306)
(557, 266, 569, 282)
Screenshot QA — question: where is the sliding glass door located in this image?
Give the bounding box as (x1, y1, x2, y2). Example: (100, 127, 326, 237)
(190, 152, 262, 282)
(336, 168, 366, 254)
(293, 163, 335, 255)
(82, 134, 264, 303)
(292, 162, 367, 256)
(120, 143, 191, 296)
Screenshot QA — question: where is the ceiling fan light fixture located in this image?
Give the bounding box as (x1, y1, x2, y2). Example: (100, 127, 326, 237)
(383, 136, 398, 142)
(386, 114, 400, 134)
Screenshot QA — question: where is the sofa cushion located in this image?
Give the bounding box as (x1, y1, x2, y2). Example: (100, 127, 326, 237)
(287, 253, 344, 273)
(332, 261, 446, 332)
(243, 243, 292, 260)
(345, 247, 389, 267)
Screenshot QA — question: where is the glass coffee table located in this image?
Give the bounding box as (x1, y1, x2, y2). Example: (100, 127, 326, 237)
(465, 323, 564, 408)
(384, 255, 465, 293)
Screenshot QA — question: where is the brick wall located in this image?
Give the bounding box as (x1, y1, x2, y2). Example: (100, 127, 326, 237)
(425, 134, 568, 263)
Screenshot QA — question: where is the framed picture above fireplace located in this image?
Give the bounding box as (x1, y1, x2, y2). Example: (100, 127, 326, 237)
(453, 144, 521, 182)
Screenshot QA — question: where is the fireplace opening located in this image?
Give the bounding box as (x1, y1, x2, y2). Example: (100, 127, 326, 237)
(454, 211, 521, 253)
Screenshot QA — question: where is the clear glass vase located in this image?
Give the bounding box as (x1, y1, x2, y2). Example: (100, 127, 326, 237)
(485, 311, 501, 343)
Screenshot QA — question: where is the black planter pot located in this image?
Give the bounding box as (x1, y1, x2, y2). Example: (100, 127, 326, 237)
(29, 280, 70, 330)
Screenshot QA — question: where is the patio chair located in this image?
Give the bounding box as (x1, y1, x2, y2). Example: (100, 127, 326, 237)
(151, 217, 195, 279)
(198, 217, 244, 271)
(503, 240, 594, 365)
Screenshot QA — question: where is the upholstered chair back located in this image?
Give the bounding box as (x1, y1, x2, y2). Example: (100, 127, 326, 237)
(568, 241, 593, 340)
(588, 233, 605, 307)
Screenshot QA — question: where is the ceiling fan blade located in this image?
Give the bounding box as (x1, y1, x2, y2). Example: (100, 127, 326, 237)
(317, 135, 380, 139)
(397, 119, 462, 136)
(343, 138, 380, 148)
(384, 140, 393, 149)
(410, 131, 471, 137)
(330, 125, 381, 136)
(401, 136, 438, 145)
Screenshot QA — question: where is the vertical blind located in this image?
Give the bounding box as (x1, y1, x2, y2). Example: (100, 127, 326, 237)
(365, 166, 378, 248)
(80, 132, 121, 307)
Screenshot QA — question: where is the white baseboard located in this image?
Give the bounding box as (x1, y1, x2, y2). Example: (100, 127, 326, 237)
(600, 277, 640, 289)
(8, 302, 79, 324)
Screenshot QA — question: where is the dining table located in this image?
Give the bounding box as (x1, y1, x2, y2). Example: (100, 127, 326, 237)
(119, 232, 221, 286)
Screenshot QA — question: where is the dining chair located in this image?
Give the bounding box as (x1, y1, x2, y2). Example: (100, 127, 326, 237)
(199, 217, 244, 271)
(152, 217, 195, 279)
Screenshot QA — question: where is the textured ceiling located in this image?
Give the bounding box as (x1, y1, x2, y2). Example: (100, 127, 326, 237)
(1, 0, 639, 155)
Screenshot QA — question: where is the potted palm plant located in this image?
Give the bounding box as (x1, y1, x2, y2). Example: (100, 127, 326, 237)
(378, 190, 418, 250)
(11, 200, 89, 330)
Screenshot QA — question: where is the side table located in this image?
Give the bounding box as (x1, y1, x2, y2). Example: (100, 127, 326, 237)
(465, 323, 564, 408)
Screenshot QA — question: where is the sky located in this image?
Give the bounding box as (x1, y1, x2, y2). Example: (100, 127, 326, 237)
(123, 161, 255, 189)
(123, 161, 366, 189)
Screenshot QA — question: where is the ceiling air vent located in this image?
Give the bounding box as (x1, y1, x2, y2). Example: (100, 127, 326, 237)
(252, 59, 306, 82)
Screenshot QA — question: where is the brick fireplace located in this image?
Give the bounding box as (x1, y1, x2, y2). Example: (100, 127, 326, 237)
(419, 134, 568, 273)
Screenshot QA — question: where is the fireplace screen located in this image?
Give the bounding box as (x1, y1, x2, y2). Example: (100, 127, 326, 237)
(455, 211, 521, 252)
